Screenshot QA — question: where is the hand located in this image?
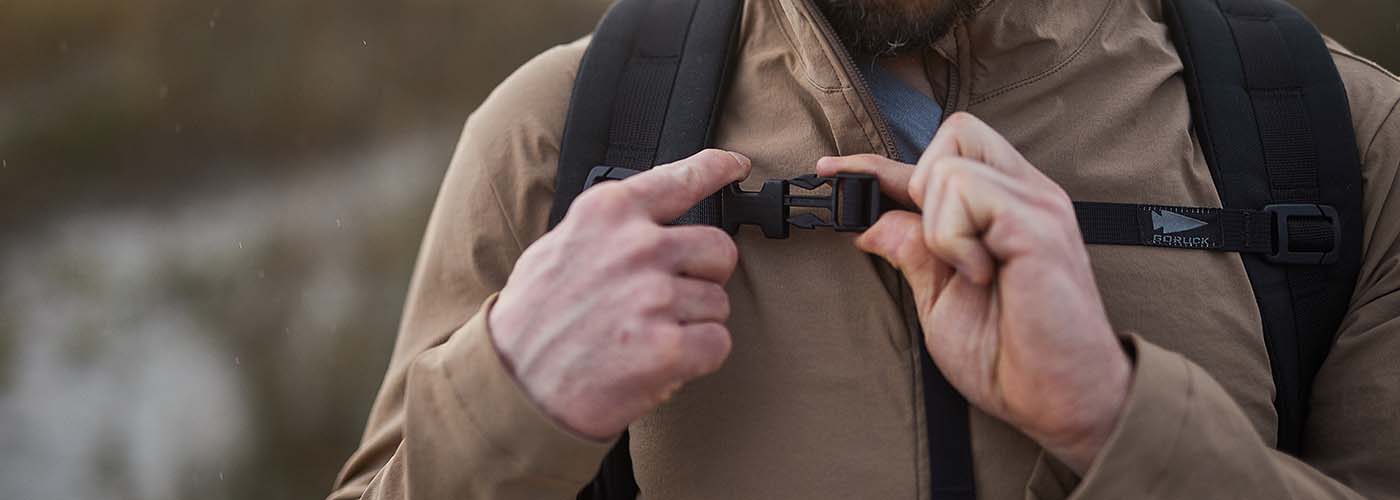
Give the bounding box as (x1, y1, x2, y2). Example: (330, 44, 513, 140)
(490, 149, 752, 440)
(817, 113, 1130, 473)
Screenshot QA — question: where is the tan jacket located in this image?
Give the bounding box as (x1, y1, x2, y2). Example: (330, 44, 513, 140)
(329, 0, 1400, 498)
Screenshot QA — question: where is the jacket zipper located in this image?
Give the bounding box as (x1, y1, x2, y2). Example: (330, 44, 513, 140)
(800, 5, 943, 497)
(798, 0, 904, 163)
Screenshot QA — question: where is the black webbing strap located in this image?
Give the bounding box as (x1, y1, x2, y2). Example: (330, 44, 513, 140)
(922, 348, 977, 500)
(1163, 0, 1363, 454)
(1073, 201, 1342, 263)
(552, 1, 742, 499)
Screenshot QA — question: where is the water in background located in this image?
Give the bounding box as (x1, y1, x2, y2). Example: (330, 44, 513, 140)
(0, 1, 1393, 499)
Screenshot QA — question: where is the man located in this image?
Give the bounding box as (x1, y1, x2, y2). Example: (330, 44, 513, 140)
(330, 0, 1400, 498)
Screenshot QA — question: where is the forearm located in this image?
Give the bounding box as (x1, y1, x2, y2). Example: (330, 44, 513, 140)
(333, 298, 613, 500)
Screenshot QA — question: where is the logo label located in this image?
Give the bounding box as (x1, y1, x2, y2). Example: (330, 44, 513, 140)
(1138, 206, 1220, 249)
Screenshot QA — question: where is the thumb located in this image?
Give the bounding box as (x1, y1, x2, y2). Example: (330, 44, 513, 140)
(816, 154, 916, 208)
(855, 210, 924, 270)
(857, 210, 950, 308)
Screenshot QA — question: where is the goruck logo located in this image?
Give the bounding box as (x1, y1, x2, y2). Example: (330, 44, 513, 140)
(1143, 207, 1218, 248)
(1152, 209, 1209, 234)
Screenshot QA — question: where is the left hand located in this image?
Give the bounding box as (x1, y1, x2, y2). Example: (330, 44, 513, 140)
(817, 112, 1130, 473)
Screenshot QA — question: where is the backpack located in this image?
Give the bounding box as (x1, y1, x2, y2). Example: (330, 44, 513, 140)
(548, 0, 1364, 498)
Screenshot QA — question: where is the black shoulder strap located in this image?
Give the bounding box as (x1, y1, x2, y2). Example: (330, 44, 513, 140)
(554, 2, 978, 499)
(1163, 0, 1363, 455)
(550, 0, 743, 229)
(553, 1, 743, 499)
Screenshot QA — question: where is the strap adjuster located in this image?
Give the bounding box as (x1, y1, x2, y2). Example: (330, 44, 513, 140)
(581, 166, 883, 239)
(583, 165, 642, 188)
(1263, 203, 1340, 265)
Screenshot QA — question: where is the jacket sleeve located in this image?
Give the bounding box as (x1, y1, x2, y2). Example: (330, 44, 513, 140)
(1029, 93, 1400, 500)
(326, 37, 614, 500)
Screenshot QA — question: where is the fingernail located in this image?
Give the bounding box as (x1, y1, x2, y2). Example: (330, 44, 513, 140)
(725, 151, 752, 170)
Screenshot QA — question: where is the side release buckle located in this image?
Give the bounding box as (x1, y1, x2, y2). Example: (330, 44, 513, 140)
(581, 166, 883, 239)
(1263, 203, 1341, 265)
(722, 173, 882, 239)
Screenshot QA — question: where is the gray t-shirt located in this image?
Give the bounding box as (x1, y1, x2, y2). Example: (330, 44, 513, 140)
(859, 59, 944, 162)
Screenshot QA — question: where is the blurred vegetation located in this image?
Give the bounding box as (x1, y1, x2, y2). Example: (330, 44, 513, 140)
(0, 1, 1392, 500)
(0, 0, 607, 232)
(1297, 0, 1400, 73)
(0, 1, 607, 499)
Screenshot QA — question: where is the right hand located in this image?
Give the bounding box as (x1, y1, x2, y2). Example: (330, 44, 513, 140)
(489, 149, 752, 440)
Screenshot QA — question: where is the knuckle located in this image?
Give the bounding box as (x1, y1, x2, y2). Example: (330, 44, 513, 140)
(909, 163, 933, 198)
(1051, 195, 1077, 221)
(637, 274, 677, 311)
(1033, 185, 1075, 219)
(928, 226, 956, 250)
(1053, 187, 1075, 211)
(571, 184, 632, 218)
(708, 285, 732, 319)
(720, 239, 739, 271)
(650, 324, 687, 370)
(943, 112, 977, 132)
(993, 214, 1049, 254)
(698, 324, 733, 371)
(624, 226, 669, 261)
(661, 151, 716, 186)
(942, 159, 967, 179)
(715, 326, 733, 359)
(1000, 222, 1042, 255)
(930, 158, 963, 182)
(851, 153, 883, 166)
(517, 233, 568, 276)
(696, 149, 746, 177)
(938, 165, 968, 193)
(692, 149, 732, 169)
(700, 227, 739, 267)
(515, 233, 550, 262)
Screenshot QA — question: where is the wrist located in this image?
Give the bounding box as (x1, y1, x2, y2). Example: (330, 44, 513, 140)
(485, 294, 624, 442)
(1040, 343, 1131, 473)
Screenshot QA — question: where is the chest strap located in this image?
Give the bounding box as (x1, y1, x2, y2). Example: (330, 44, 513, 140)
(586, 165, 1341, 267)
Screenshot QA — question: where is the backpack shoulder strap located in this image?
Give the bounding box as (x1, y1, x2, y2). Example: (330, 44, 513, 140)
(1163, 0, 1364, 454)
(551, 1, 743, 498)
(550, 0, 744, 229)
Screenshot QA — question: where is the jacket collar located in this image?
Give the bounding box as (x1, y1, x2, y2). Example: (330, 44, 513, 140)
(772, 0, 1125, 106)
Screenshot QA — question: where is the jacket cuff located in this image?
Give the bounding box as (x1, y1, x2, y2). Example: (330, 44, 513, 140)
(445, 294, 617, 484)
(1066, 334, 1191, 500)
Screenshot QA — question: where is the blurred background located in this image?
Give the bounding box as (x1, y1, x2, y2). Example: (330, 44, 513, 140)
(0, 1, 1394, 499)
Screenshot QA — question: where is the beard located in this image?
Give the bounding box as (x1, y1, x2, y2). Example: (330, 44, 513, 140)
(815, 0, 980, 55)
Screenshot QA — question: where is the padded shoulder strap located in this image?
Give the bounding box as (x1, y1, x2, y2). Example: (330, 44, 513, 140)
(550, 0, 743, 228)
(1163, 0, 1363, 455)
(555, 1, 743, 499)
